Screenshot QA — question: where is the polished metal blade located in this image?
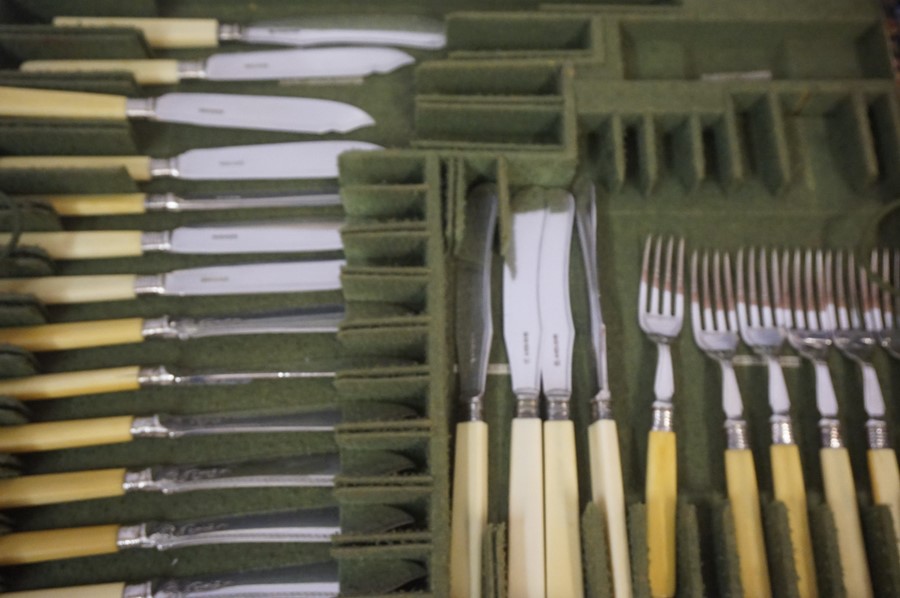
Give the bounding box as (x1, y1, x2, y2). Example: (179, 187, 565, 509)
(165, 220, 343, 254)
(241, 15, 446, 49)
(163, 305, 346, 339)
(149, 409, 343, 438)
(146, 189, 342, 211)
(204, 47, 415, 81)
(143, 562, 341, 597)
(158, 260, 344, 297)
(152, 93, 374, 133)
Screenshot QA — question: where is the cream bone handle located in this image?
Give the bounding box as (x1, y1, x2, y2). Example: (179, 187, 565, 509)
(0, 318, 145, 352)
(0, 230, 146, 259)
(0, 365, 142, 400)
(646, 429, 677, 598)
(449, 420, 488, 598)
(544, 419, 584, 598)
(508, 417, 545, 598)
(724, 448, 772, 598)
(0, 154, 152, 180)
(0, 86, 128, 120)
(0, 468, 128, 508)
(0, 523, 122, 564)
(0, 274, 139, 304)
(3, 582, 127, 598)
(18, 193, 148, 216)
(53, 16, 221, 48)
(0, 415, 136, 453)
(20, 59, 182, 86)
(771, 443, 819, 598)
(868, 447, 900, 557)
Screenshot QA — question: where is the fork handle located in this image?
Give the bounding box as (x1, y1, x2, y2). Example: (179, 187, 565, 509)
(646, 429, 677, 598)
(867, 447, 900, 556)
(509, 418, 546, 598)
(724, 448, 771, 598)
(770, 443, 818, 598)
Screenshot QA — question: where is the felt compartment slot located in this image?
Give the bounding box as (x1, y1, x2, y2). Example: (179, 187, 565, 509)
(6, 2, 158, 21)
(416, 60, 563, 98)
(334, 365, 429, 403)
(710, 101, 746, 190)
(862, 505, 900, 595)
(338, 324, 429, 363)
(341, 266, 430, 310)
(415, 102, 566, 149)
(339, 152, 428, 186)
(0, 196, 61, 232)
(866, 92, 900, 193)
(733, 92, 791, 194)
(341, 184, 428, 222)
(587, 113, 627, 193)
(447, 12, 595, 58)
(0, 166, 141, 194)
(628, 113, 659, 196)
(333, 555, 429, 596)
(0, 72, 141, 96)
(825, 92, 879, 192)
(341, 223, 429, 267)
(0, 25, 151, 63)
(667, 113, 705, 192)
(0, 293, 47, 328)
(0, 119, 138, 156)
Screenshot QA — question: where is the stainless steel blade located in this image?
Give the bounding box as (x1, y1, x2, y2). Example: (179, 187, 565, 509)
(132, 408, 343, 439)
(203, 47, 415, 81)
(239, 15, 446, 49)
(455, 184, 498, 421)
(138, 562, 341, 597)
(148, 305, 346, 340)
(158, 220, 344, 254)
(145, 189, 342, 211)
(140, 93, 374, 133)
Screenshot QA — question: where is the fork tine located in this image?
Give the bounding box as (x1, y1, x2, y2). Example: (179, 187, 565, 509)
(759, 248, 774, 328)
(861, 253, 877, 331)
(772, 248, 787, 328)
(835, 250, 851, 330)
(847, 252, 862, 329)
(816, 250, 835, 331)
(639, 235, 652, 317)
(713, 251, 727, 332)
(690, 250, 702, 341)
(674, 238, 685, 319)
(662, 237, 675, 316)
(702, 251, 715, 332)
(747, 248, 761, 328)
(723, 252, 739, 333)
(651, 236, 663, 314)
(888, 249, 898, 329)
(802, 249, 818, 331)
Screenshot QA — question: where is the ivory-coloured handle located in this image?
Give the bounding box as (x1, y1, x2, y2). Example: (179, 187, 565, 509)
(724, 448, 771, 598)
(868, 448, 900, 556)
(0, 86, 127, 120)
(0, 231, 144, 259)
(23, 193, 148, 216)
(0, 415, 135, 453)
(3, 582, 127, 598)
(0, 468, 127, 508)
(0, 365, 141, 400)
(771, 443, 819, 598)
(588, 419, 632, 598)
(0, 155, 151, 180)
(544, 419, 584, 598)
(508, 418, 545, 598)
(0, 318, 145, 352)
(646, 429, 677, 598)
(0, 274, 138, 304)
(20, 59, 181, 86)
(0, 524, 121, 564)
(820, 448, 872, 597)
(449, 421, 488, 598)
(54, 16, 220, 48)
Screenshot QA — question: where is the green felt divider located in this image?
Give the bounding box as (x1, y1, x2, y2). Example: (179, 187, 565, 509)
(341, 184, 429, 221)
(0, 119, 138, 156)
(0, 25, 151, 62)
(0, 294, 46, 327)
(338, 325, 429, 362)
(447, 12, 596, 57)
(0, 345, 36, 378)
(708, 499, 742, 598)
(0, 167, 140, 194)
(341, 267, 430, 308)
(808, 497, 845, 598)
(341, 222, 429, 266)
(483, 523, 506, 598)
(417, 59, 563, 96)
(0, 71, 142, 95)
(862, 505, 900, 596)
(582, 502, 614, 598)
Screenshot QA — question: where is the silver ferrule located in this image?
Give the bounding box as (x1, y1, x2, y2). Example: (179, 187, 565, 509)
(545, 393, 571, 421)
(464, 396, 483, 422)
(591, 389, 613, 421)
(724, 419, 749, 450)
(130, 414, 171, 438)
(144, 192, 181, 212)
(122, 581, 154, 598)
(140, 231, 173, 253)
(177, 59, 207, 80)
(122, 467, 156, 492)
(124, 97, 157, 120)
(770, 415, 795, 445)
(218, 23, 244, 41)
(138, 365, 177, 387)
(819, 418, 844, 449)
(141, 316, 179, 340)
(515, 393, 540, 419)
(651, 402, 674, 432)
(116, 523, 152, 550)
(867, 419, 891, 449)
(149, 158, 179, 178)
(133, 274, 166, 295)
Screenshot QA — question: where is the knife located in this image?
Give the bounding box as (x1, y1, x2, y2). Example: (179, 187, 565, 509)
(53, 14, 446, 49)
(0, 86, 374, 133)
(15, 189, 342, 216)
(20, 46, 415, 85)
(0, 452, 413, 509)
(573, 177, 632, 598)
(0, 505, 413, 565)
(449, 183, 497, 598)
(0, 259, 345, 305)
(503, 191, 547, 598)
(0, 140, 382, 181)
(0, 305, 345, 352)
(0, 219, 344, 260)
(539, 191, 583, 597)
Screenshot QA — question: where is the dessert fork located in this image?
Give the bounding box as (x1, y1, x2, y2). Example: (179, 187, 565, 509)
(868, 248, 900, 359)
(690, 250, 770, 598)
(735, 247, 818, 598)
(638, 235, 684, 598)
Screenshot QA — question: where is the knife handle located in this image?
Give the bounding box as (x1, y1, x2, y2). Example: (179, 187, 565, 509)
(646, 429, 677, 598)
(21, 60, 180, 86)
(0, 468, 127, 508)
(588, 419, 632, 598)
(820, 447, 872, 597)
(0, 86, 127, 120)
(0, 231, 144, 259)
(0, 318, 145, 352)
(3, 582, 127, 598)
(53, 16, 220, 48)
(25, 193, 148, 216)
(544, 419, 584, 598)
(0, 415, 135, 453)
(770, 443, 818, 598)
(0, 274, 138, 304)
(724, 448, 771, 598)
(508, 418, 546, 598)
(868, 447, 900, 555)
(0, 365, 142, 400)
(449, 420, 488, 598)
(0, 154, 152, 180)
(0, 524, 121, 565)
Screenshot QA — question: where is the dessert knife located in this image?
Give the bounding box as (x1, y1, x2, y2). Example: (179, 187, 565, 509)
(0, 219, 344, 260)
(504, 192, 547, 598)
(0, 140, 382, 181)
(449, 183, 497, 598)
(21, 46, 415, 85)
(539, 192, 583, 597)
(0, 305, 345, 352)
(573, 177, 631, 598)
(53, 14, 446, 49)
(0, 86, 374, 133)
(0, 259, 345, 304)
(0, 505, 413, 565)
(0, 452, 413, 509)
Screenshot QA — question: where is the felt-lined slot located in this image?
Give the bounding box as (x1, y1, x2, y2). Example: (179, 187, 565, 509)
(588, 114, 627, 193)
(628, 114, 659, 196)
(0, 167, 140, 194)
(0, 25, 151, 64)
(6, 2, 157, 21)
(667, 114, 705, 192)
(733, 92, 791, 194)
(862, 505, 900, 595)
(334, 365, 429, 403)
(0, 197, 61, 232)
(338, 324, 429, 363)
(866, 93, 900, 193)
(340, 184, 428, 222)
(0, 72, 141, 96)
(417, 60, 563, 97)
(0, 294, 47, 328)
(0, 249, 55, 277)
(341, 266, 429, 310)
(0, 119, 138, 156)
(341, 224, 429, 267)
(447, 13, 594, 58)
(827, 92, 880, 191)
(0, 344, 38, 379)
(415, 102, 566, 149)
(335, 485, 432, 506)
(709, 102, 746, 190)
(334, 556, 429, 596)
(339, 152, 428, 186)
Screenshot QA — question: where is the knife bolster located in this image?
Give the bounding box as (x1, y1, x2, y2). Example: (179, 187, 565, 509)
(116, 523, 152, 550)
(724, 418, 749, 450)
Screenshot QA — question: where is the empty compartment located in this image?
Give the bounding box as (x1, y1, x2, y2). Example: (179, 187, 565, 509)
(417, 61, 564, 97)
(339, 152, 429, 186)
(416, 102, 565, 148)
(447, 13, 594, 56)
(342, 224, 429, 267)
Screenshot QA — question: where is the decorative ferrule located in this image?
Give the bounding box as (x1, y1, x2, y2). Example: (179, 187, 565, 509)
(818, 418, 844, 449)
(138, 365, 177, 387)
(148, 158, 179, 178)
(141, 316, 179, 340)
(651, 402, 674, 432)
(130, 415, 170, 438)
(177, 59, 207, 79)
(724, 418, 749, 450)
(514, 392, 540, 419)
(770, 414, 795, 445)
(464, 395, 483, 422)
(133, 274, 165, 296)
(122, 467, 156, 492)
(122, 582, 154, 598)
(545, 392, 570, 421)
(124, 97, 157, 120)
(116, 523, 152, 550)
(591, 389, 612, 421)
(867, 419, 891, 450)
(139, 231, 173, 253)
(218, 23, 244, 41)
(144, 192, 180, 212)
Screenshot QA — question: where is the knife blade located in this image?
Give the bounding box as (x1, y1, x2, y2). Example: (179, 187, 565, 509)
(0, 86, 374, 133)
(0, 304, 345, 352)
(0, 452, 414, 509)
(449, 183, 497, 598)
(0, 259, 345, 305)
(53, 14, 446, 49)
(0, 219, 344, 260)
(21, 46, 416, 85)
(0, 140, 382, 181)
(0, 505, 413, 565)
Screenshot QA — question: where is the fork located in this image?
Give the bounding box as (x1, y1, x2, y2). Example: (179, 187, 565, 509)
(638, 235, 684, 598)
(868, 248, 900, 359)
(833, 250, 900, 556)
(735, 247, 818, 598)
(782, 249, 872, 598)
(690, 250, 771, 598)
